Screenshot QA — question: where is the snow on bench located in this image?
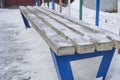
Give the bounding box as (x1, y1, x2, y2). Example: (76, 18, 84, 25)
(30, 7, 114, 51)
(26, 6, 95, 54)
(19, 6, 75, 56)
(41, 6, 120, 49)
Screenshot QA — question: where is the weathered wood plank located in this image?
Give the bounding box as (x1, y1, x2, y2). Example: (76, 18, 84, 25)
(19, 6, 32, 21)
(19, 6, 75, 56)
(65, 18, 120, 49)
(34, 7, 113, 51)
(97, 28, 120, 49)
(27, 6, 95, 54)
(41, 6, 120, 49)
(20, 6, 120, 55)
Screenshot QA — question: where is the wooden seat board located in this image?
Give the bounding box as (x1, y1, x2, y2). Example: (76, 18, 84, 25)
(19, 6, 75, 56)
(33, 7, 113, 51)
(41, 6, 120, 49)
(27, 6, 96, 53)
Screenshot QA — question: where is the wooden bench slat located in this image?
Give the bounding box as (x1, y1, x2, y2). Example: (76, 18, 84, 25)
(97, 28, 120, 49)
(27, 6, 96, 54)
(34, 7, 113, 51)
(20, 6, 120, 55)
(41, 6, 120, 49)
(20, 6, 75, 56)
(66, 18, 120, 49)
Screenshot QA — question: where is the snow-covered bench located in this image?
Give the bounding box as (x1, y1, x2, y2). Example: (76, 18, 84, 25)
(19, 6, 120, 80)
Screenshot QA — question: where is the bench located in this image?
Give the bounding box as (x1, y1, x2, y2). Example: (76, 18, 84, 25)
(19, 6, 120, 80)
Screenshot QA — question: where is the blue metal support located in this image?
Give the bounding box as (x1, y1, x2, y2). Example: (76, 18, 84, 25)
(50, 48, 115, 80)
(52, 0, 55, 10)
(95, 0, 100, 26)
(96, 49, 115, 80)
(21, 13, 30, 28)
(35, 0, 39, 6)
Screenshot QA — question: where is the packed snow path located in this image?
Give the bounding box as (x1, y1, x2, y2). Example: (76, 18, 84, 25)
(0, 9, 57, 80)
(0, 9, 31, 80)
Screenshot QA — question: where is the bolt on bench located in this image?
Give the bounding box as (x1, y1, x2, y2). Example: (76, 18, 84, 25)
(19, 6, 120, 80)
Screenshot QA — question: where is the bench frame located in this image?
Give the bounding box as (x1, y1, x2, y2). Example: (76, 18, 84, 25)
(50, 48, 115, 80)
(21, 13, 30, 28)
(21, 12, 115, 80)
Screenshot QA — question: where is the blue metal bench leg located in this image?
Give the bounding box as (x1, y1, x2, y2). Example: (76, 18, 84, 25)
(50, 48, 115, 80)
(50, 50, 74, 80)
(96, 48, 115, 80)
(21, 13, 30, 28)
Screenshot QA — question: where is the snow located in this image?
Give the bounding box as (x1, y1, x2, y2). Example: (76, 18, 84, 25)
(71, 56, 102, 80)
(0, 9, 57, 80)
(0, 0, 120, 80)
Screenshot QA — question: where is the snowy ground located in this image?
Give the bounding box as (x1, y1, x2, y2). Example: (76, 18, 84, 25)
(0, 0, 120, 80)
(0, 9, 57, 80)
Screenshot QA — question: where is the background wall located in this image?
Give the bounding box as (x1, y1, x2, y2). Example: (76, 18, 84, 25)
(4, 0, 35, 7)
(4, 0, 74, 8)
(83, 0, 118, 12)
